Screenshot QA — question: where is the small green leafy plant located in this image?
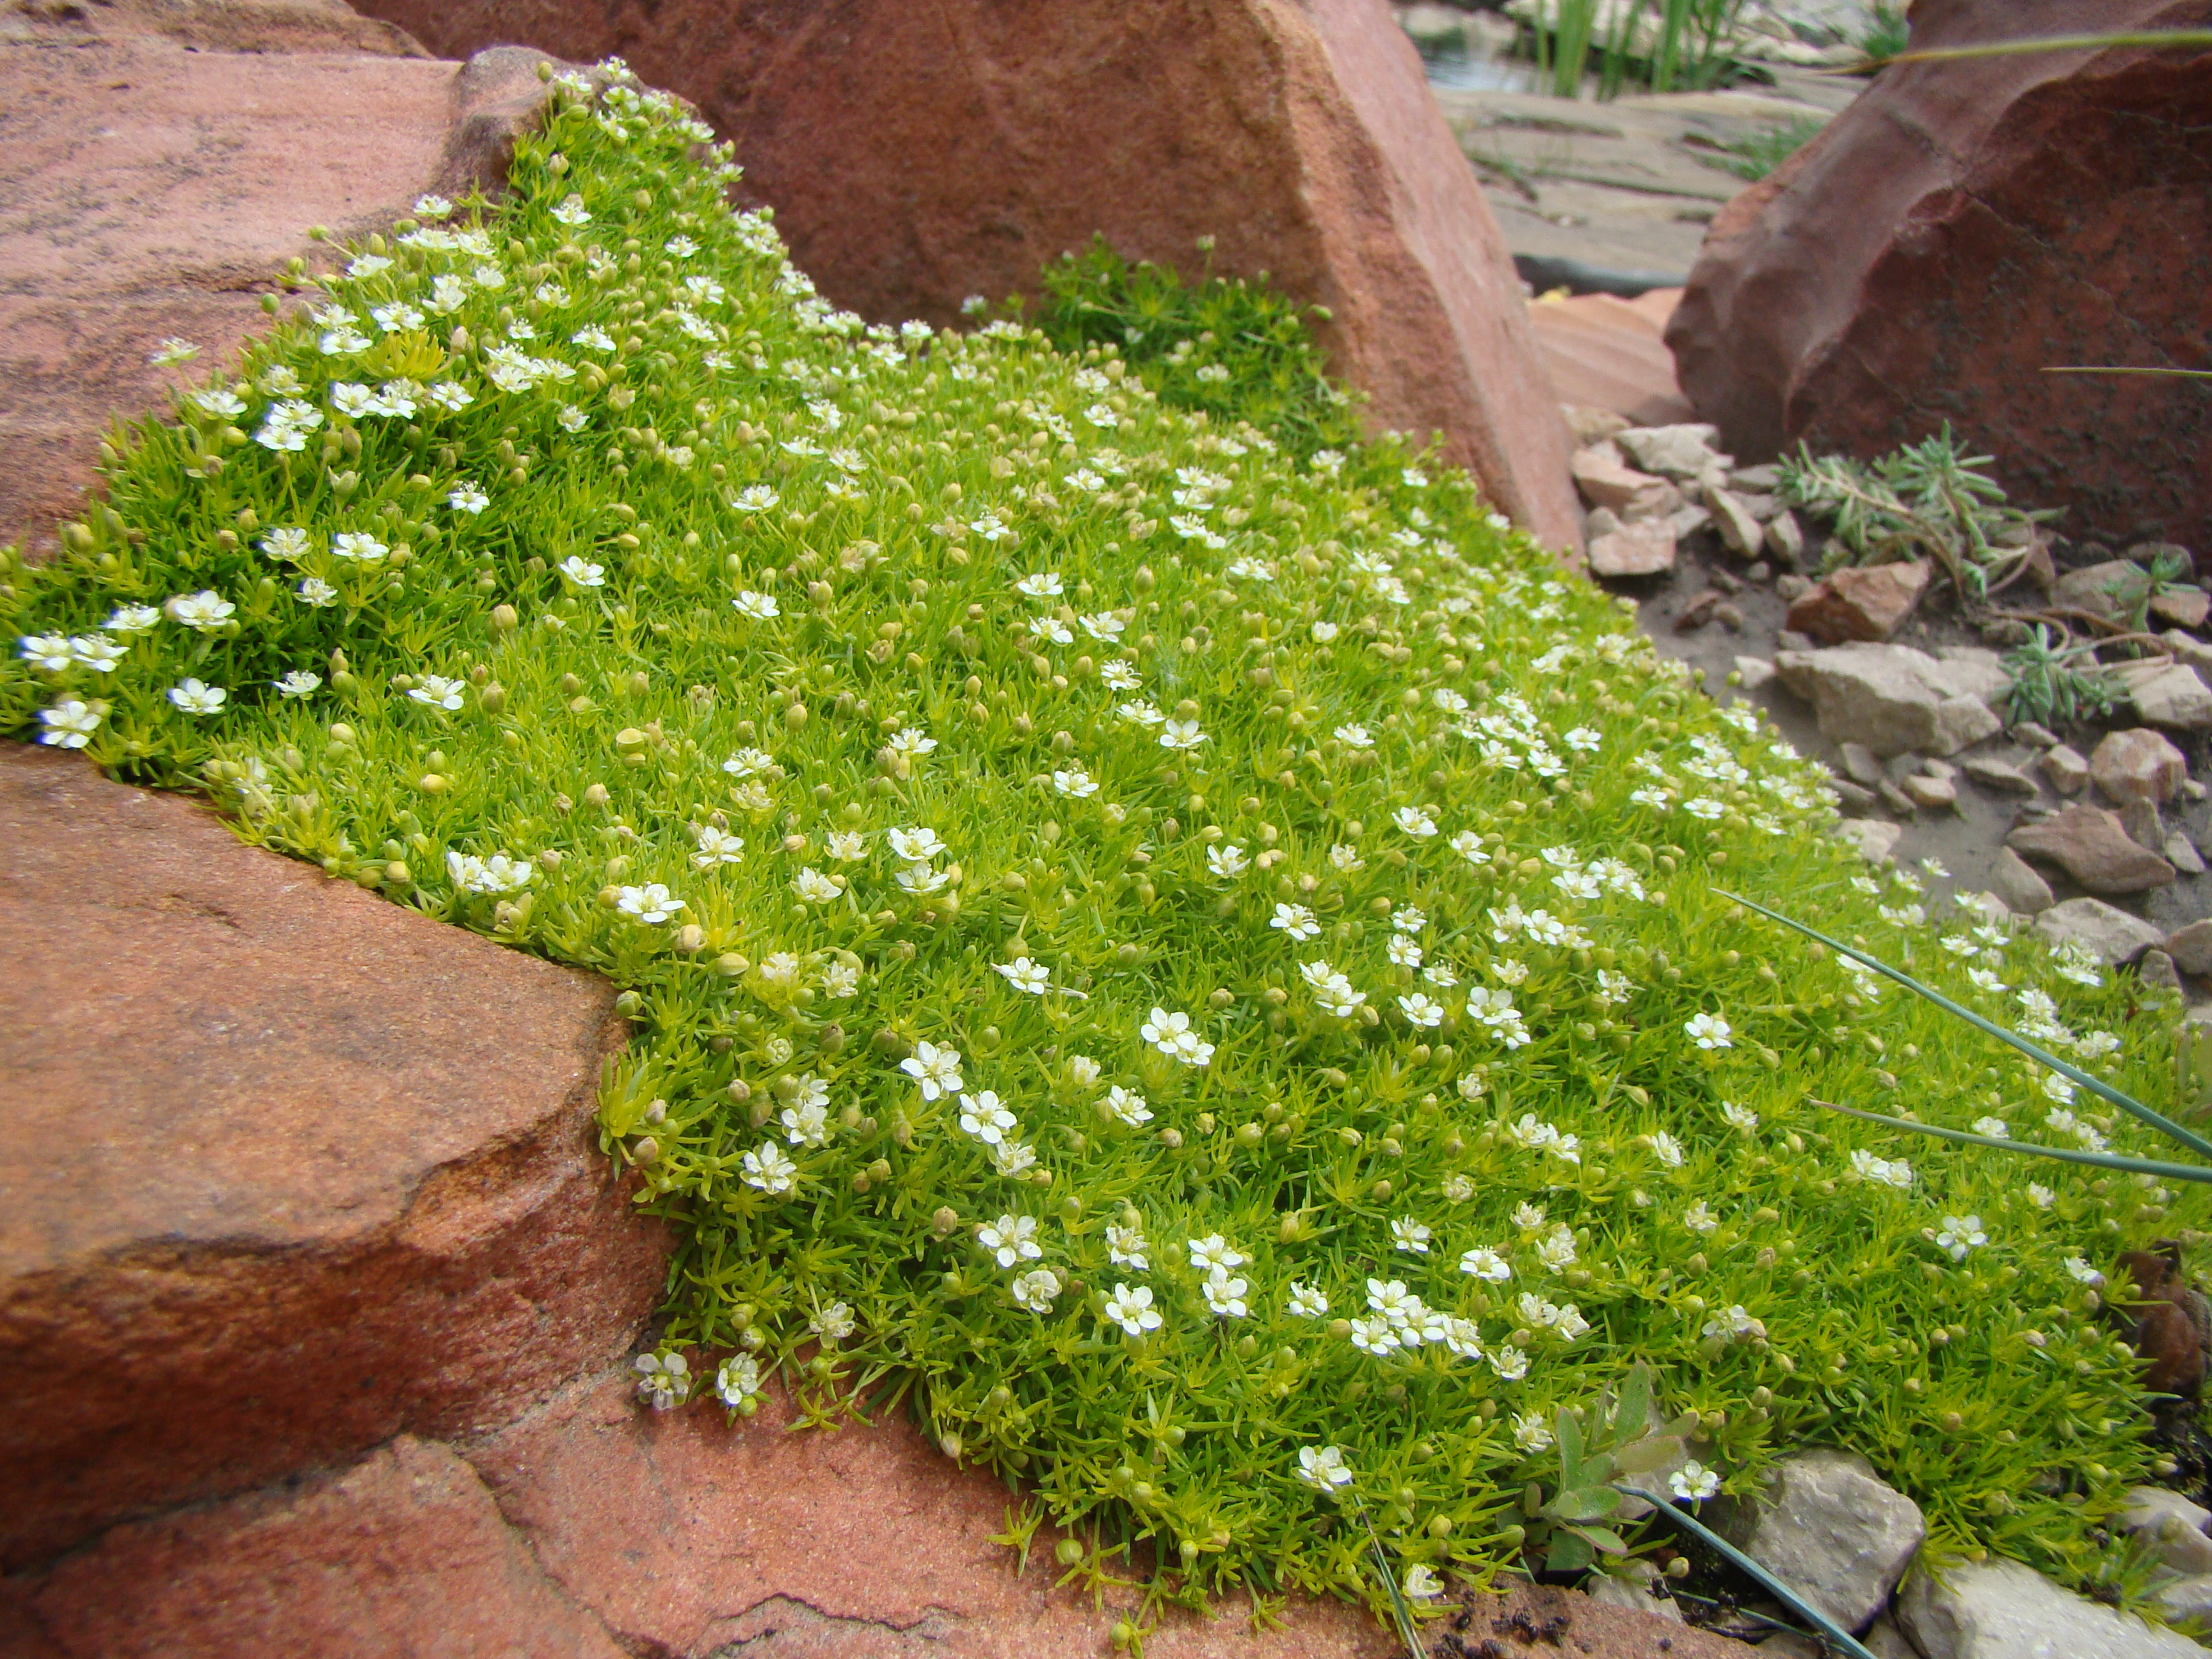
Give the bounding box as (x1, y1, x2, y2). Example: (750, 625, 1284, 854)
(1026, 237, 1365, 465)
(1998, 625, 2121, 729)
(1696, 115, 1824, 182)
(1779, 424, 2057, 601)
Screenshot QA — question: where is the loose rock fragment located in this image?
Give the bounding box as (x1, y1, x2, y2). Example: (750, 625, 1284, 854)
(2090, 728, 2188, 805)
(2030, 897, 2167, 965)
(2008, 805, 2177, 894)
(1784, 561, 1931, 645)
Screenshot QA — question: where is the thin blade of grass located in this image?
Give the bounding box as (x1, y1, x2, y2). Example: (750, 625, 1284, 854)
(1812, 1097, 2212, 1183)
(1356, 1503, 1423, 1658)
(1631, 1491, 1882, 1659)
(1717, 890, 2212, 1164)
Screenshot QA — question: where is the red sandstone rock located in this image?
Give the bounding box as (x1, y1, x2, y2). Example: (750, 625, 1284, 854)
(1, 1437, 626, 1659)
(1667, 0, 2212, 549)
(0, 3, 582, 556)
(1525, 288, 1695, 428)
(0, 1367, 1742, 1656)
(1784, 560, 1932, 643)
(0, 749, 665, 1569)
(341, 0, 1583, 549)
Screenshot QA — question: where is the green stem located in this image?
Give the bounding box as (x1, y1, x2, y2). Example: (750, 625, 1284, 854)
(1717, 890, 2212, 1165)
(1813, 1098, 2212, 1182)
(1631, 1490, 1882, 1659)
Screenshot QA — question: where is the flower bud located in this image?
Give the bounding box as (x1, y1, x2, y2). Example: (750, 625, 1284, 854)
(931, 1206, 958, 1237)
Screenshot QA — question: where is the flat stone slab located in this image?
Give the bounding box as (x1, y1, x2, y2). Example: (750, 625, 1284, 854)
(0, 749, 664, 1569)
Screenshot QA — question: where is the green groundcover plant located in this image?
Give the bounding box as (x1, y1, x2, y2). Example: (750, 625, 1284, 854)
(2, 60, 2205, 1632)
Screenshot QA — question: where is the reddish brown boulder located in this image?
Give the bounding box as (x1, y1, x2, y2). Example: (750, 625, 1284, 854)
(3, 1365, 1745, 1658)
(1525, 288, 1695, 428)
(341, 0, 1583, 549)
(1, 1437, 626, 1659)
(0, 1, 582, 557)
(1784, 560, 1932, 643)
(1667, 0, 2212, 548)
(0, 749, 665, 1569)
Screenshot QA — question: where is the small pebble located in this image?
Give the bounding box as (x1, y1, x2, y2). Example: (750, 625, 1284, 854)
(2014, 721, 2062, 748)
(1744, 561, 1770, 583)
(1714, 601, 1744, 630)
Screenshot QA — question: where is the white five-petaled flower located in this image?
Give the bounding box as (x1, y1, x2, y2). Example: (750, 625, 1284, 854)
(1288, 1282, 1329, 1318)
(1141, 1007, 1214, 1067)
(408, 675, 465, 710)
(732, 590, 780, 620)
(1685, 1012, 1733, 1050)
(633, 1350, 690, 1410)
(959, 1091, 1018, 1147)
(1011, 1267, 1061, 1313)
(792, 866, 841, 903)
(1202, 1269, 1249, 1319)
(714, 1352, 760, 1409)
(165, 591, 236, 630)
(1103, 1086, 1153, 1126)
(1670, 1462, 1721, 1502)
(167, 678, 227, 715)
(977, 1212, 1041, 1268)
(1106, 1222, 1150, 1269)
(741, 1141, 797, 1194)
(1189, 1234, 1249, 1273)
(993, 958, 1052, 994)
(693, 826, 745, 869)
(615, 882, 684, 924)
(1103, 1282, 1160, 1337)
(902, 1041, 964, 1101)
(1158, 718, 1206, 751)
(1297, 1445, 1354, 1491)
(1460, 1247, 1511, 1282)
(1397, 993, 1444, 1028)
(1391, 1219, 1432, 1254)
(1935, 1214, 1987, 1262)
(448, 481, 490, 514)
(38, 700, 102, 748)
(1206, 843, 1249, 878)
(332, 531, 389, 563)
(1270, 902, 1320, 940)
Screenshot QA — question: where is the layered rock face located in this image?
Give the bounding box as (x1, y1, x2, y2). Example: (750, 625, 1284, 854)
(340, 0, 1585, 549)
(1666, 0, 2212, 547)
(0, 747, 662, 1569)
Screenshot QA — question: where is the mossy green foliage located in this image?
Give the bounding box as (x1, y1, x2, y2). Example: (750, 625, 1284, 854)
(1027, 237, 1364, 465)
(1, 63, 2201, 1624)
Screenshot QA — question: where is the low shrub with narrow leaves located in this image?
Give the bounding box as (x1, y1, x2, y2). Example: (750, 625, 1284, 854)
(1, 60, 2200, 1628)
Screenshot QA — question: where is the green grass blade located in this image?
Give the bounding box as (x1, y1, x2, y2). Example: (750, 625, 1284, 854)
(1718, 890, 2212, 1164)
(1631, 1491, 1882, 1659)
(1813, 1098, 2212, 1183)
(1356, 1503, 1423, 1658)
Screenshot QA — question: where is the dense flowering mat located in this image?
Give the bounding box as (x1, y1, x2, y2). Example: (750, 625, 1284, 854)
(1, 61, 2197, 1622)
